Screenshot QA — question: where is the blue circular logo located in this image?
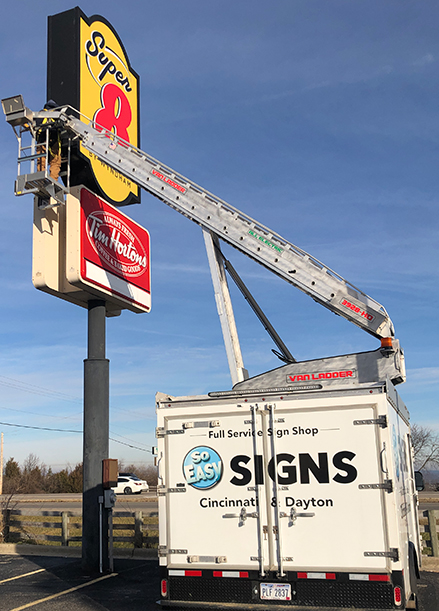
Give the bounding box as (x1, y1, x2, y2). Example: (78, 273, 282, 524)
(183, 446, 223, 490)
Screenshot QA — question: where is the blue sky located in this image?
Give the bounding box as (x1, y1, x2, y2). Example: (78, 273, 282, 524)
(0, 1, 438, 470)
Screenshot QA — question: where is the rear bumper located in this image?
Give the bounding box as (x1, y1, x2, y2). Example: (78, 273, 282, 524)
(159, 602, 397, 611)
(159, 570, 404, 610)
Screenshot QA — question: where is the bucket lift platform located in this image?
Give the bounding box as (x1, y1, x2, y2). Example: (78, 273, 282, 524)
(2, 96, 70, 208)
(15, 171, 69, 209)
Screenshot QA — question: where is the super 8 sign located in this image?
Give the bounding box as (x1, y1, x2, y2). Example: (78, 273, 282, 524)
(48, 8, 140, 207)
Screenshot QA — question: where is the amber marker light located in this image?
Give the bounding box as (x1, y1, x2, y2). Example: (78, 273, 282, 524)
(381, 337, 393, 348)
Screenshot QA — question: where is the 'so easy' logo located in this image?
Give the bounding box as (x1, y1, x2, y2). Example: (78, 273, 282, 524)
(183, 446, 222, 490)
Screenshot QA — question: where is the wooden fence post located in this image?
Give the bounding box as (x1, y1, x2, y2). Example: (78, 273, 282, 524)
(61, 512, 69, 546)
(134, 511, 143, 548)
(3, 509, 11, 543)
(427, 510, 439, 557)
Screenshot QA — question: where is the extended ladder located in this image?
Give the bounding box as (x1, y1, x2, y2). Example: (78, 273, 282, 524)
(2, 99, 394, 342)
(62, 111, 393, 340)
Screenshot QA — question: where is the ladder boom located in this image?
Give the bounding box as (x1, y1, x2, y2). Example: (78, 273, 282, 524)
(63, 113, 392, 339)
(2, 100, 394, 340)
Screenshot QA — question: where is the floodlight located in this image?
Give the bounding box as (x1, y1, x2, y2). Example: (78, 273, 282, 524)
(2, 95, 25, 115)
(1, 95, 31, 126)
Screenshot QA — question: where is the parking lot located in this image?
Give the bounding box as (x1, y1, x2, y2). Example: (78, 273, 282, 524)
(0, 548, 439, 611)
(0, 553, 159, 611)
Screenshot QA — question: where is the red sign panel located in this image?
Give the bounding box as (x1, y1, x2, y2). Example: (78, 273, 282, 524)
(78, 188, 151, 312)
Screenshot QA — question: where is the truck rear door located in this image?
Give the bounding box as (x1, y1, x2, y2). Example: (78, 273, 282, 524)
(270, 398, 389, 573)
(159, 401, 270, 572)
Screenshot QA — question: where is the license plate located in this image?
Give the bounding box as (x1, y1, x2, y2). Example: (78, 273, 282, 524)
(260, 582, 292, 601)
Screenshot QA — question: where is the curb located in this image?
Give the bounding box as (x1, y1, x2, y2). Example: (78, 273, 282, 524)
(421, 556, 439, 572)
(0, 543, 157, 559)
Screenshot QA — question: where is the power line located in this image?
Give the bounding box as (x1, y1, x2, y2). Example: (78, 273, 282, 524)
(108, 430, 151, 450)
(0, 421, 152, 453)
(109, 438, 151, 453)
(0, 421, 81, 433)
(0, 375, 81, 404)
(0, 404, 81, 423)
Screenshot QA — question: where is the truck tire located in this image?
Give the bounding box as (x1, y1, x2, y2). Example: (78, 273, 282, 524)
(123, 486, 133, 495)
(406, 543, 419, 610)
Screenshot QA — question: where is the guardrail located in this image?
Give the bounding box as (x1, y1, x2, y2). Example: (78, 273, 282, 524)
(420, 510, 439, 557)
(1, 508, 158, 548)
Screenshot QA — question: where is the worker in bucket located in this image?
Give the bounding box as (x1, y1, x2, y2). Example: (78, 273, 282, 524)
(36, 99, 62, 181)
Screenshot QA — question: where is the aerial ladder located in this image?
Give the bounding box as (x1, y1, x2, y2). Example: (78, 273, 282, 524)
(2, 96, 405, 387)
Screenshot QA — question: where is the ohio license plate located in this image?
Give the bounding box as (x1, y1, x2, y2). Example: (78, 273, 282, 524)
(260, 582, 292, 601)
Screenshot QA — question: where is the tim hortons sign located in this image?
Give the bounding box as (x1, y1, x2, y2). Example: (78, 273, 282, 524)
(32, 187, 151, 315)
(67, 188, 150, 311)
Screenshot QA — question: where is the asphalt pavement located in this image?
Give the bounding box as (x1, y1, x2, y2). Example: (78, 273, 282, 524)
(0, 549, 438, 611)
(0, 553, 159, 611)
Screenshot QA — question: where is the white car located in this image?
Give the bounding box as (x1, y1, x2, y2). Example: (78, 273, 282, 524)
(112, 474, 149, 495)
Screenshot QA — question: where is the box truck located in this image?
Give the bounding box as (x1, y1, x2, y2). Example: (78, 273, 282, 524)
(157, 357, 421, 610)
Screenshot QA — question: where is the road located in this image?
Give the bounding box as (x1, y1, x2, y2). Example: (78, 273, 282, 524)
(0, 492, 158, 514)
(418, 491, 439, 512)
(2, 490, 438, 513)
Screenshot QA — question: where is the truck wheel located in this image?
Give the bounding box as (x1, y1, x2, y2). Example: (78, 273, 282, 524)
(406, 543, 419, 610)
(123, 486, 132, 495)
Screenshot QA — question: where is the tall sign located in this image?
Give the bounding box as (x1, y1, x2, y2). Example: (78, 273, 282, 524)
(47, 7, 140, 207)
(33, 187, 151, 314)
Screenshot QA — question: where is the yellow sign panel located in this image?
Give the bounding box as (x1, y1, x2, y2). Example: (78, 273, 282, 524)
(79, 17, 140, 205)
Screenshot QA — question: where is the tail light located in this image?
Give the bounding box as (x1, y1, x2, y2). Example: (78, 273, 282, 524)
(161, 579, 168, 598)
(394, 586, 402, 606)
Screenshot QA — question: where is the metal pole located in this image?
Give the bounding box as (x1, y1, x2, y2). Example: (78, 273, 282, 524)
(82, 300, 110, 573)
(428, 510, 439, 557)
(109, 508, 114, 573)
(222, 257, 296, 364)
(0, 432, 3, 496)
(203, 229, 248, 385)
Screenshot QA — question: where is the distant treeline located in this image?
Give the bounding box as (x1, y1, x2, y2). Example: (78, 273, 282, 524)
(2, 454, 157, 495)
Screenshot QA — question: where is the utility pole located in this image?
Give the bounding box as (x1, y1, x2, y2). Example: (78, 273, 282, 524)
(0, 432, 3, 495)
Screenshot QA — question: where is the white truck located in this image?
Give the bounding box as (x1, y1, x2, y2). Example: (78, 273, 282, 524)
(156, 368, 421, 610)
(2, 98, 422, 610)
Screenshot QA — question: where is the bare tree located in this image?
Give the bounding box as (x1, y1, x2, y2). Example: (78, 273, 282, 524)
(1, 458, 21, 542)
(411, 423, 439, 471)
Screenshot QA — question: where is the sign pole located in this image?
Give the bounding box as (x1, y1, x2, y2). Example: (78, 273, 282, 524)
(82, 299, 110, 573)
